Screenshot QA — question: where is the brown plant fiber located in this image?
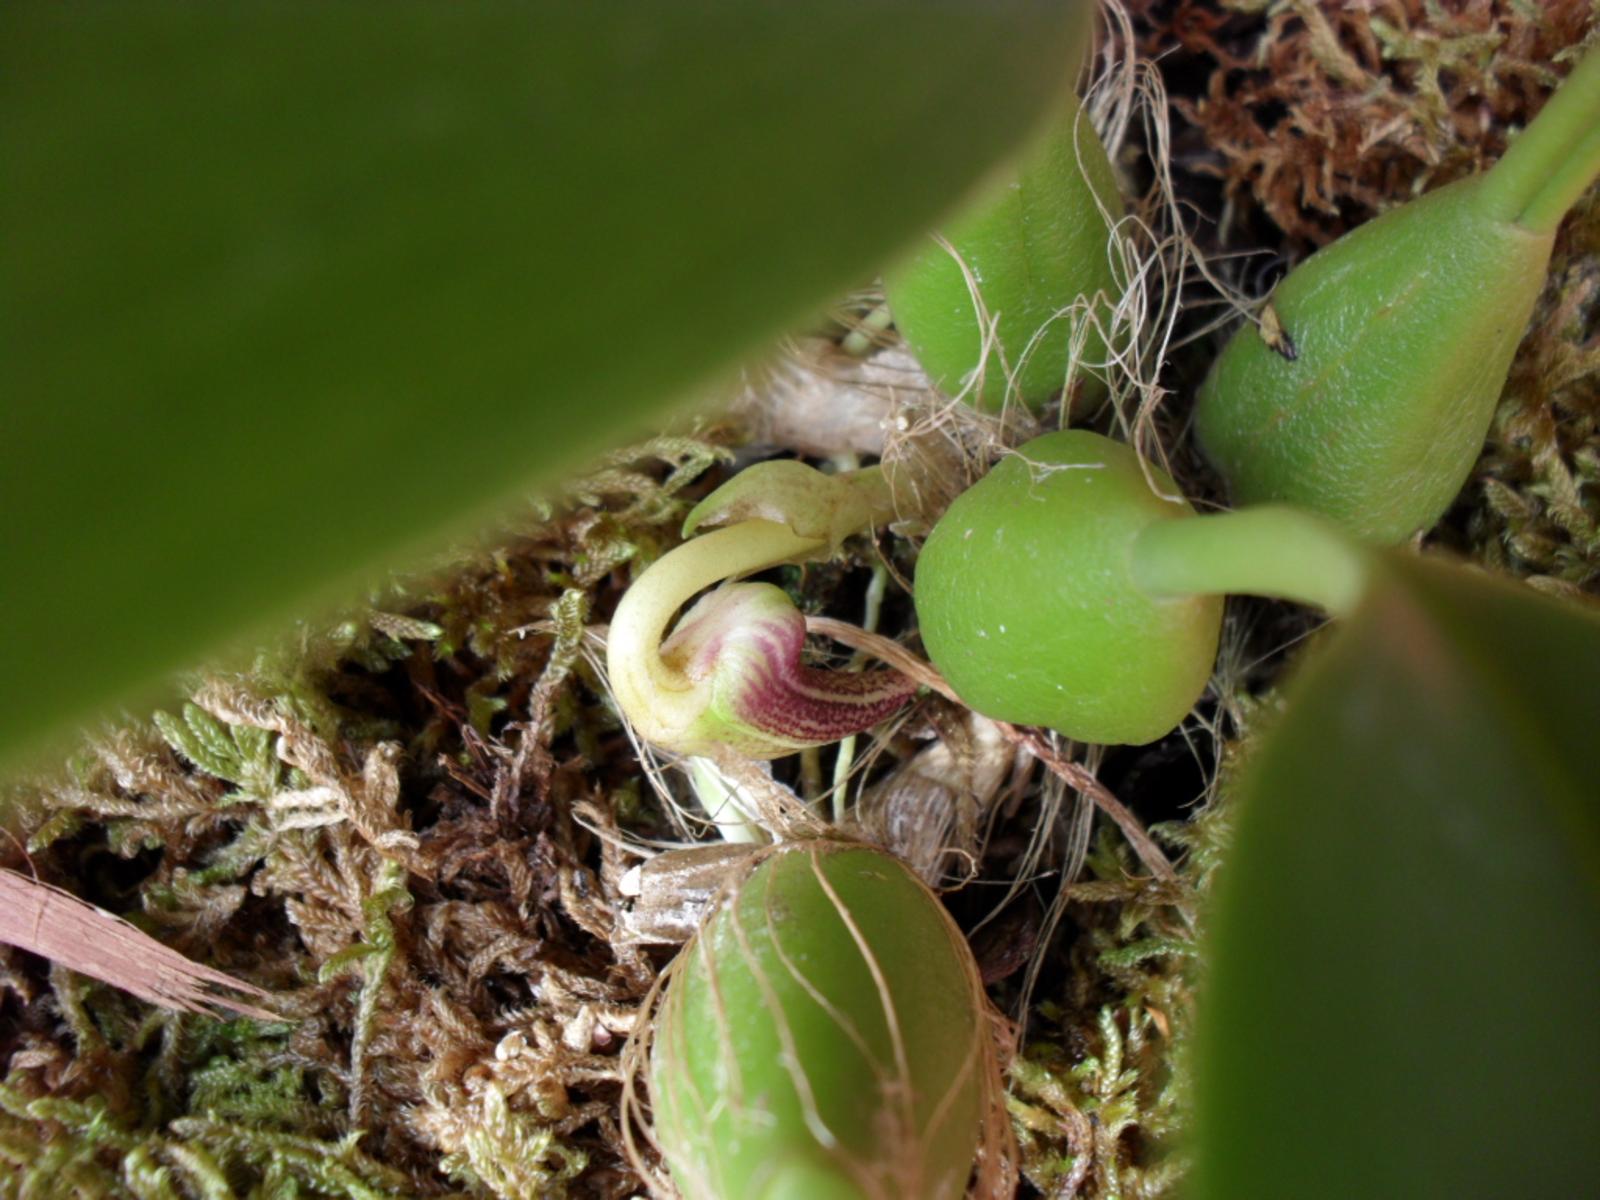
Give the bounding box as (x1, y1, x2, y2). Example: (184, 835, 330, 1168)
(0, 868, 275, 1020)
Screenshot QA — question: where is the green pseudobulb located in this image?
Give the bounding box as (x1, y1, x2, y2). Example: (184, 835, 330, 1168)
(1195, 178, 1552, 544)
(915, 430, 1222, 745)
(1196, 43, 1600, 545)
(648, 844, 993, 1200)
(884, 94, 1124, 413)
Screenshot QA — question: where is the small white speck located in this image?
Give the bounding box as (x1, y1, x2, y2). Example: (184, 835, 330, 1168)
(977, 629, 988, 639)
(998, 623, 1007, 634)
(964, 527, 974, 540)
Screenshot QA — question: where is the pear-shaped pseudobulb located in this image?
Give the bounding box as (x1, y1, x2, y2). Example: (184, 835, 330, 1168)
(647, 843, 1000, 1200)
(915, 430, 1222, 745)
(885, 95, 1124, 414)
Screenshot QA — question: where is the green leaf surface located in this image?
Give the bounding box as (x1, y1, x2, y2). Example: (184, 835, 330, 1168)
(1193, 555, 1600, 1200)
(0, 1, 1084, 764)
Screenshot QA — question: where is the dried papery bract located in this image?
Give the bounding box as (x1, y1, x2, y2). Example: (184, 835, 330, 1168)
(607, 462, 915, 760)
(855, 711, 1014, 887)
(627, 842, 1012, 1200)
(915, 430, 1371, 745)
(1196, 41, 1600, 545)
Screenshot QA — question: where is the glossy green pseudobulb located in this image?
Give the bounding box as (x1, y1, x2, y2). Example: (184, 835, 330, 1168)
(884, 95, 1124, 413)
(649, 843, 996, 1200)
(1195, 179, 1551, 544)
(915, 430, 1222, 745)
(1196, 43, 1600, 544)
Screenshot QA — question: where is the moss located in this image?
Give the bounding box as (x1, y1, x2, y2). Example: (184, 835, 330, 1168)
(999, 820, 1210, 1199)
(0, 1073, 416, 1200)
(1461, 194, 1600, 593)
(1130, 0, 1598, 247)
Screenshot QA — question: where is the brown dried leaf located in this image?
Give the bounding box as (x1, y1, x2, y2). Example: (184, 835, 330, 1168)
(0, 868, 275, 1020)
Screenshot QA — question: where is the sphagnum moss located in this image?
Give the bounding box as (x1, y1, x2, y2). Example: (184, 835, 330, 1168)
(0, 418, 1232, 1200)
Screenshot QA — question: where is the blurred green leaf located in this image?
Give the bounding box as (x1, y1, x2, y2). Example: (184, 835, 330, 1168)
(1193, 556, 1600, 1199)
(0, 1, 1084, 763)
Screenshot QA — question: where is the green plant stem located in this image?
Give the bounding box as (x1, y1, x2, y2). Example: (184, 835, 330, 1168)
(828, 561, 888, 824)
(1517, 121, 1600, 235)
(799, 746, 824, 801)
(607, 520, 823, 743)
(687, 757, 768, 844)
(1131, 506, 1372, 619)
(1477, 41, 1600, 233)
(841, 301, 893, 357)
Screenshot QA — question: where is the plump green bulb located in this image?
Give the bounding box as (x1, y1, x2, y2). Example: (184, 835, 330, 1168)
(1196, 44, 1600, 545)
(648, 843, 997, 1200)
(1195, 178, 1553, 545)
(914, 430, 1222, 746)
(884, 94, 1124, 413)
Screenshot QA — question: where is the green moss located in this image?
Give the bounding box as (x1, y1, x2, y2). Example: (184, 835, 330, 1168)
(1463, 196, 1600, 592)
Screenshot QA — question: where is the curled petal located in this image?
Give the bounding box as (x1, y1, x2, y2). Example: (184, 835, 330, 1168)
(657, 583, 917, 758)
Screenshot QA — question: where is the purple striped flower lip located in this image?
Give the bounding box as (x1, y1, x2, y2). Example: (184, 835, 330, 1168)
(659, 583, 916, 759)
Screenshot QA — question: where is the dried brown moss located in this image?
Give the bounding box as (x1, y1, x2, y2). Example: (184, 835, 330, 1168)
(1131, 0, 1597, 247)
